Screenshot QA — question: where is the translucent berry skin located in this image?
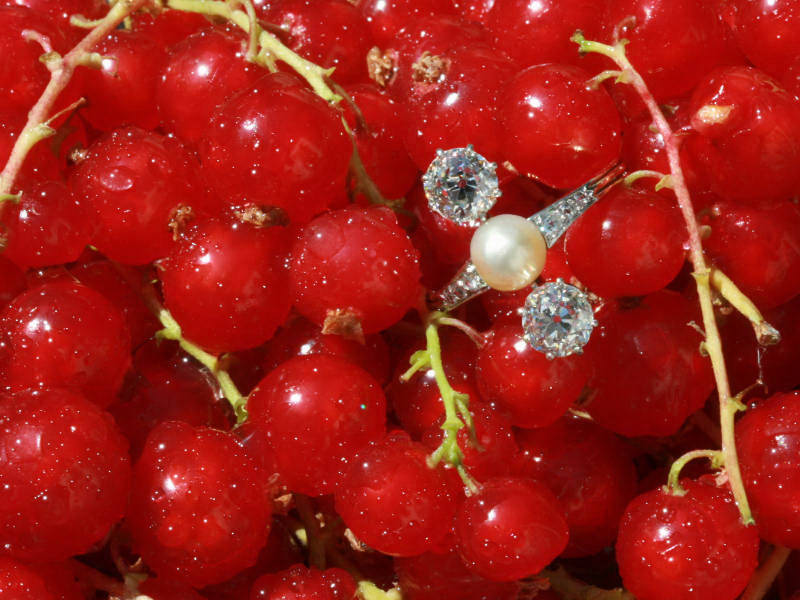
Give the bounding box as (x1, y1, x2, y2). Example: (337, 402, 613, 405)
(688, 66, 800, 206)
(0, 556, 54, 599)
(69, 127, 210, 265)
(156, 26, 263, 144)
(80, 29, 167, 131)
(0, 257, 25, 310)
(455, 477, 568, 582)
(585, 291, 714, 437)
(0, 281, 131, 407)
(132, 9, 211, 47)
(0, 0, 106, 43)
(395, 548, 520, 600)
(486, 0, 608, 68)
(1, 180, 93, 269)
(703, 201, 800, 310)
(129, 422, 271, 588)
(731, 0, 800, 77)
(359, 0, 455, 44)
(601, 0, 733, 102)
(516, 417, 637, 557)
(199, 73, 350, 224)
(737, 392, 800, 548)
(616, 479, 759, 600)
(335, 431, 459, 556)
(248, 355, 386, 496)
(139, 577, 205, 600)
(499, 64, 622, 190)
(291, 206, 421, 335)
(565, 186, 686, 298)
(262, 316, 391, 384)
(159, 217, 292, 354)
(475, 320, 590, 429)
(0, 388, 131, 562)
(250, 564, 356, 600)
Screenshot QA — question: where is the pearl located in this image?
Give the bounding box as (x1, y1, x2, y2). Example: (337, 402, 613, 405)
(470, 214, 547, 291)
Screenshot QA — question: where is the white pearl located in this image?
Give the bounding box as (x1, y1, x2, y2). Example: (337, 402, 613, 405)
(470, 214, 547, 291)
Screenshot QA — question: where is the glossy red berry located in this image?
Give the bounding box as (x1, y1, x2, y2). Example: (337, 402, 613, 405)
(359, 0, 455, 45)
(0, 388, 131, 562)
(199, 73, 350, 224)
(69, 127, 211, 265)
(248, 354, 386, 496)
(499, 64, 622, 190)
(159, 216, 292, 354)
(565, 185, 686, 298)
(455, 476, 568, 581)
(128, 422, 271, 588)
(250, 564, 356, 600)
(0, 280, 131, 407)
(335, 431, 459, 556)
(516, 416, 637, 557)
(0, 257, 25, 310)
(585, 291, 714, 437)
(688, 66, 800, 206)
(291, 206, 421, 335)
(475, 320, 590, 429)
(703, 201, 800, 310)
(138, 577, 205, 600)
(737, 391, 800, 548)
(1, 179, 93, 269)
(156, 26, 263, 143)
(0, 0, 106, 43)
(131, 8, 210, 46)
(0, 556, 54, 599)
(730, 0, 800, 77)
(616, 478, 759, 600)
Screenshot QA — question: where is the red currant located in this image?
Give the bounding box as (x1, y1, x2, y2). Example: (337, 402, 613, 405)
(250, 564, 356, 600)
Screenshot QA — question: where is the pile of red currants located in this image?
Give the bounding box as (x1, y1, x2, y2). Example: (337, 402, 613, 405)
(1, 0, 800, 598)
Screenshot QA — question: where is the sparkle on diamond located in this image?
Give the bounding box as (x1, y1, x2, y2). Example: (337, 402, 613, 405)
(521, 280, 596, 359)
(422, 146, 500, 227)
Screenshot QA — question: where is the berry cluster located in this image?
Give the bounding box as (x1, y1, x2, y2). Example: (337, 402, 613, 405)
(0, 0, 799, 599)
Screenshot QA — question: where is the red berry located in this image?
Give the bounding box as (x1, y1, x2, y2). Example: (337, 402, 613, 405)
(730, 0, 800, 77)
(335, 431, 459, 556)
(248, 354, 386, 496)
(131, 9, 210, 46)
(156, 26, 263, 144)
(69, 126, 211, 265)
(499, 64, 622, 189)
(128, 422, 271, 587)
(565, 185, 686, 298)
(616, 478, 759, 600)
(703, 201, 800, 310)
(359, 0, 455, 45)
(0, 388, 131, 562)
(0, 0, 106, 44)
(737, 391, 800, 548)
(0, 556, 54, 599)
(516, 416, 637, 557)
(0, 257, 25, 310)
(0, 280, 131, 407)
(139, 577, 205, 600)
(475, 320, 590, 428)
(199, 73, 351, 224)
(250, 564, 356, 600)
(585, 291, 714, 437)
(688, 66, 800, 206)
(291, 206, 421, 335)
(454, 476, 568, 581)
(159, 216, 292, 354)
(1, 179, 93, 269)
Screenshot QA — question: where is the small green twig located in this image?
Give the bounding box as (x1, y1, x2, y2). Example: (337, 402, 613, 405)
(435, 316, 485, 347)
(357, 581, 403, 600)
(623, 169, 670, 189)
(710, 268, 781, 346)
(665, 449, 724, 496)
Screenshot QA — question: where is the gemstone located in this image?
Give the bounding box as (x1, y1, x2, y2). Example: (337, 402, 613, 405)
(521, 280, 596, 359)
(422, 146, 500, 227)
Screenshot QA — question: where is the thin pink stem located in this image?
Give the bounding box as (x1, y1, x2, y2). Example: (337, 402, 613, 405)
(741, 546, 792, 600)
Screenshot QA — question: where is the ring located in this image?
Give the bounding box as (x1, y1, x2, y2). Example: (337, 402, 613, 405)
(429, 162, 626, 312)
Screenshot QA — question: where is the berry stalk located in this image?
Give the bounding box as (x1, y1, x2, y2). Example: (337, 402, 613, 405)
(572, 31, 755, 524)
(739, 545, 792, 600)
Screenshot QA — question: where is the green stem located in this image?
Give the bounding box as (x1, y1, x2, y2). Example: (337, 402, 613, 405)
(623, 169, 668, 188)
(666, 449, 724, 495)
(357, 581, 403, 600)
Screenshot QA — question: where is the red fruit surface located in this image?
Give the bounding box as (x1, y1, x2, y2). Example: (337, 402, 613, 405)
(616, 479, 759, 600)
(730, 0, 800, 76)
(0, 388, 131, 562)
(249, 564, 356, 600)
(0, 0, 106, 43)
(455, 477, 568, 581)
(359, 0, 455, 44)
(159, 216, 292, 354)
(499, 64, 621, 190)
(199, 73, 350, 224)
(248, 354, 386, 496)
(0, 556, 54, 599)
(335, 431, 459, 556)
(516, 416, 637, 557)
(0, 280, 131, 407)
(291, 206, 421, 335)
(0, 257, 25, 310)
(737, 392, 800, 548)
(128, 422, 271, 588)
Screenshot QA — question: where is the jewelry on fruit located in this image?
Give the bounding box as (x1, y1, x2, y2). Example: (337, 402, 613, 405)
(422, 145, 501, 227)
(430, 161, 625, 312)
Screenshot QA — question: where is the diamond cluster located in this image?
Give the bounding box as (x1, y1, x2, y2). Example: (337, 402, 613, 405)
(521, 280, 596, 359)
(422, 146, 500, 227)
